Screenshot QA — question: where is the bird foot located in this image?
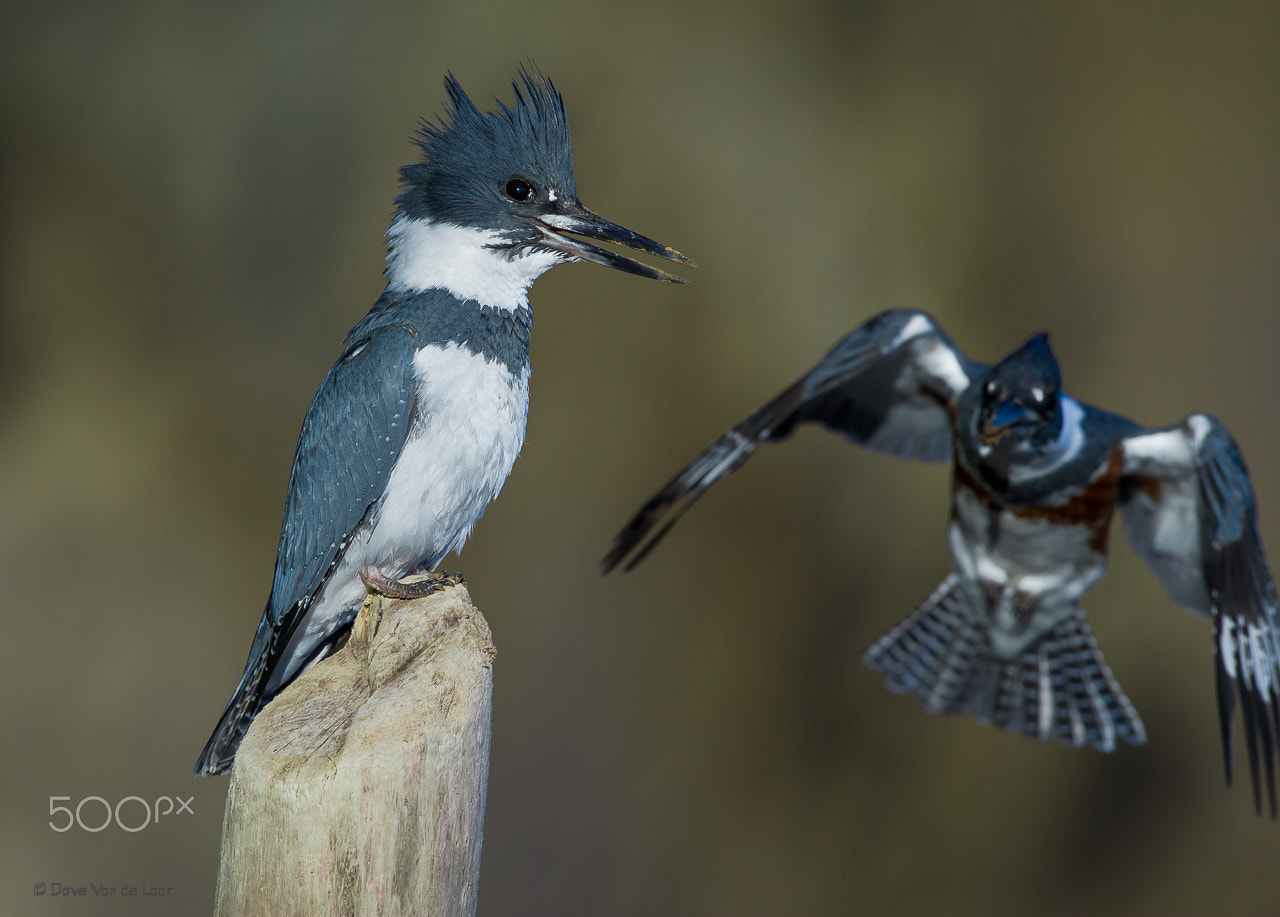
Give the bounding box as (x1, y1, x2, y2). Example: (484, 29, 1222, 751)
(360, 564, 464, 599)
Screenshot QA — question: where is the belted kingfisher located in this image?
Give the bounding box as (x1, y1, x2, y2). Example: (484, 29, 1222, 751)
(195, 69, 691, 776)
(604, 309, 1280, 815)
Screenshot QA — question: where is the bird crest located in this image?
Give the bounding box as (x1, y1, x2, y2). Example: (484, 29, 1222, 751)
(396, 66, 577, 226)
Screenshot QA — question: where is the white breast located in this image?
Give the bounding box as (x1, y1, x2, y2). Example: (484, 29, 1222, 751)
(951, 485, 1105, 580)
(363, 342, 530, 570)
(948, 485, 1112, 658)
(271, 342, 531, 691)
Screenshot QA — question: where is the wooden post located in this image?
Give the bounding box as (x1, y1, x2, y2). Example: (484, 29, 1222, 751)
(214, 582, 495, 917)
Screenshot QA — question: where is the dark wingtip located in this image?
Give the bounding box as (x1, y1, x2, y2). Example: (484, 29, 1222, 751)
(602, 500, 672, 575)
(1241, 683, 1263, 815)
(1214, 608, 1280, 818)
(1252, 686, 1279, 818)
(620, 518, 682, 573)
(1214, 627, 1238, 792)
(1271, 700, 1280, 819)
(601, 542, 628, 576)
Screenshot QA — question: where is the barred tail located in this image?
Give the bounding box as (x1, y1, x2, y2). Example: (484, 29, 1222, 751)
(862, 574, 1146, 751)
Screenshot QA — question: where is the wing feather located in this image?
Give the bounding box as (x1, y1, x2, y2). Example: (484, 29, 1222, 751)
(195, 313, 421, 774)
(603, 310, 980, 572)
(269, 321, 421, 627)
(1121, 414, 1280, 815)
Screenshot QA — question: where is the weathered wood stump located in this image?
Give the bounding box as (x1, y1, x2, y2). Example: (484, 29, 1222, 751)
(214, 582, 495, 917)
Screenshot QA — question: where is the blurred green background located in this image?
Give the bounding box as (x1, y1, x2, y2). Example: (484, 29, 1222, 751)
(3, 1, 1279, 914)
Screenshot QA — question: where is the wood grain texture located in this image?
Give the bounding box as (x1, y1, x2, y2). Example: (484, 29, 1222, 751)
(214, 582, 495, 917)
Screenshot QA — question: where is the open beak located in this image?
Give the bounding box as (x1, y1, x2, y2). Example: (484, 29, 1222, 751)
(981, 398, 1036, 443)
(531, 202, 694, 283)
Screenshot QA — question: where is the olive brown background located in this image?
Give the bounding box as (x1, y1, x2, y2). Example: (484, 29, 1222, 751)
(2, 2, 1279, 915)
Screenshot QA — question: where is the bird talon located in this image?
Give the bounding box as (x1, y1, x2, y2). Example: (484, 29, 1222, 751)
(360, 564, 459, 599)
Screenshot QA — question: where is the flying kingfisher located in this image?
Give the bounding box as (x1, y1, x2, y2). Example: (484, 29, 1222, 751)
(605, 309, 1280, 816)
(196, 69, 692, 776)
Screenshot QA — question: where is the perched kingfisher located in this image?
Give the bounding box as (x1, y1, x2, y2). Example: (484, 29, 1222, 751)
(605, 309, 1280, 815)
(195, 69, 692, 776)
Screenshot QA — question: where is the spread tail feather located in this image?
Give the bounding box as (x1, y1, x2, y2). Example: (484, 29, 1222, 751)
(862, 574, 1146, 751)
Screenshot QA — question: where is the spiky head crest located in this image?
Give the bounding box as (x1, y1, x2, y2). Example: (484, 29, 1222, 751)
(395, 66, 578, 230)
(989, 332, 1062, 398)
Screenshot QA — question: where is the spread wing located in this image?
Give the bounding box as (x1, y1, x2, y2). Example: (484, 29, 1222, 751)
(1119, 414, 1280, 816)
(603, 309, 981, 573)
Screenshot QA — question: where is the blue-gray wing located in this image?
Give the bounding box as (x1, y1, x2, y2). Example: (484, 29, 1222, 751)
(194, 315, 421, 775)
(1119, 414, 1280, 816)
(268, 322, 421, 627)
(603, 309, 980, 573)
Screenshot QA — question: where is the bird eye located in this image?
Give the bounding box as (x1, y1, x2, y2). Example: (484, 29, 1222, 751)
(984, 379, 998, 397)
(505, 178, 534, 202)
(1030, 387, 1045, 404)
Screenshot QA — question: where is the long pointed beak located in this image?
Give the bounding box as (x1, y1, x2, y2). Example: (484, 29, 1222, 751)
(532, 203, 694, 283)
